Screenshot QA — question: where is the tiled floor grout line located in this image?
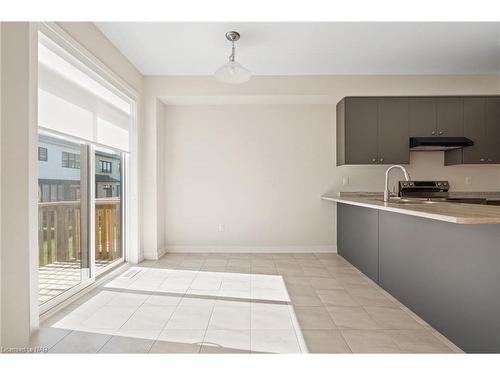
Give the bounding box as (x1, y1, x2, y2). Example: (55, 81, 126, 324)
(199, 299, 218, 353)
(186, 257, 222, 354)
(94, 280, 152, 353)
(146, 268, 191, 353)
(279, 259, 305, 354)
(249, 271, 254, 353)
(96, 334, 114, 353)
(338, 330, 355, 353)
(287, 304, 306, 353)
(43, 328, 73, 351)
(146, 292, 185, 353)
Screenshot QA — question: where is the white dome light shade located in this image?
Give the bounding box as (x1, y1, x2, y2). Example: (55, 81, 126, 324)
(214, 60, 252, 84)
(214, 31, 252, 84)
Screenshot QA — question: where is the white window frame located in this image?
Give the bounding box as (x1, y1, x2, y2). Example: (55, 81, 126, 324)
(35, 22, 139, 316)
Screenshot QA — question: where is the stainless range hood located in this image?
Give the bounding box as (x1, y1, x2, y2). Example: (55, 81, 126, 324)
(409, 137, 474, 151)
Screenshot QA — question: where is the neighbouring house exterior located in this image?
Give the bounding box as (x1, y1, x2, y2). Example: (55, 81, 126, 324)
(95, 151, 121, 199)
(38, 134, 121, 202)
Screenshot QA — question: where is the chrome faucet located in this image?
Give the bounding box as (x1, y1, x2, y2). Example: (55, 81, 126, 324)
(384, 165, 411, 202)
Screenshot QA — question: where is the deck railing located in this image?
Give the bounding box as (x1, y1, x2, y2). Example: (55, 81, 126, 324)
(95, 198, 121, 264)
(38, 198, 121, 267)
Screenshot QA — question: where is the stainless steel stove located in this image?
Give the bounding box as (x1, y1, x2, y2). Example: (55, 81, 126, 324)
(398, 180, 490, 205)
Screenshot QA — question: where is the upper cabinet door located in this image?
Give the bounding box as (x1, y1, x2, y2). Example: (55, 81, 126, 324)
(409, 97, 436, 137)
(485, 97, 500, 163)
(345, 98, 378, 164)
(378, 98, 409, 164)
(462, 97, 486, 164)
(436, 97, 464, 136)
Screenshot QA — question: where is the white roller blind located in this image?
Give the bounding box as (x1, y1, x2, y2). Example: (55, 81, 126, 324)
(38, 34, 133, 152)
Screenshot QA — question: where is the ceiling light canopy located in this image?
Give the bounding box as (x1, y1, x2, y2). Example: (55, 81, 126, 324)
(214, 31, 252, 84)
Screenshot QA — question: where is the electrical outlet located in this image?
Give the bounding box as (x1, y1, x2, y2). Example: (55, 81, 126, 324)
(466, 176, 472, 185)
(342, 176, 349, 186)
(218, 223, 225, 232)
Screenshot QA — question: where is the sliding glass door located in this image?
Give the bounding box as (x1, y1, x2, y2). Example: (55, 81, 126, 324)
(38, 134, 90, 305)
(94, 147, 124, 273)
(37, 136, 126, 307)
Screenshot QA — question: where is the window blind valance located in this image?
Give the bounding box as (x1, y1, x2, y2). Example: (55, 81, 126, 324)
(38, 34, 133, 152)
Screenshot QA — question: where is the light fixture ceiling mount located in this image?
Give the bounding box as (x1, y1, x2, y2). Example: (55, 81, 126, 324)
(214, 30, 252, 84)
(225, 30, 241, 43)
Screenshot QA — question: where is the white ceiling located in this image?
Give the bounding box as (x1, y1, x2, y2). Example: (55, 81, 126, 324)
(96, 22, 500, 75)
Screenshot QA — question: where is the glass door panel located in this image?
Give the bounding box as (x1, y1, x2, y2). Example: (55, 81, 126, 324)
(38, 133, 90, 305)
(95, 147, 123, 272)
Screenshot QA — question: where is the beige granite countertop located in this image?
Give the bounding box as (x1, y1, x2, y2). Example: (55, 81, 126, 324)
(321, 192, 500, 224)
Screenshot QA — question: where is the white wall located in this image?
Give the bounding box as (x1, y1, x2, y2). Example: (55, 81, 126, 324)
(1, 22, 38, 347)
(156, 101, 167, 252)
(139, 90, 162, 259)
(163, 104, 335, 251)
(142, 75, 500, 255)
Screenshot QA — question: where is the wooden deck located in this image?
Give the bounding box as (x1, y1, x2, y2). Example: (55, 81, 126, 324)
(39, 259, 114, 305)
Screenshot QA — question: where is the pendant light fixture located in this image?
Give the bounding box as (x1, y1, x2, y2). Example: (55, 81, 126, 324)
(214, 31, 252, 84)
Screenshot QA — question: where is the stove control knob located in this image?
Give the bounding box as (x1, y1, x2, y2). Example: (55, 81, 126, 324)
(437, 182, 442, 186)
(402, 182, 408, 186)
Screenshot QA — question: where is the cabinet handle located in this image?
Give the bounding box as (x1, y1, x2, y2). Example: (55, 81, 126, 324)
(431, 131, 436, 135)
(438, 131, 443, 135)
(379, 158, 384, 163)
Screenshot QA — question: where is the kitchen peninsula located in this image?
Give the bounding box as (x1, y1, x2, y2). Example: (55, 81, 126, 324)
(323, 192, 500, 353)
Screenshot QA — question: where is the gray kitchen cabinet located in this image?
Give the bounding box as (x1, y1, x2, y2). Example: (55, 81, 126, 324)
(436, 97, 464, 136)
(409, 97, 436, 137)
(485, 97, 500, 163)
(337, 203, 379, 282)
(409, 97, 463, 137)
(339, 97, 378, 165)
(445, 97, 485, 165)
(337, 97, 409, 165)
(445, 97, 500, 165)
(463, 97, 487, 163)
(378, 98, 409, 164)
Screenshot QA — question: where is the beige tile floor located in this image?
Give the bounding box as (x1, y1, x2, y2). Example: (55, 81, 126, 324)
(32, 253, 462, 353)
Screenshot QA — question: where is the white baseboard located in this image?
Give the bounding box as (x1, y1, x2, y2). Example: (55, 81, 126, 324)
(162, 245, 337, 254)
(157, 247, 168, 258)
(142, 247, 168, 261)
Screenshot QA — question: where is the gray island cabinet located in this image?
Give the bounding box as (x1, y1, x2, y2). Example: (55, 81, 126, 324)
(337, 202, 500, 353)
